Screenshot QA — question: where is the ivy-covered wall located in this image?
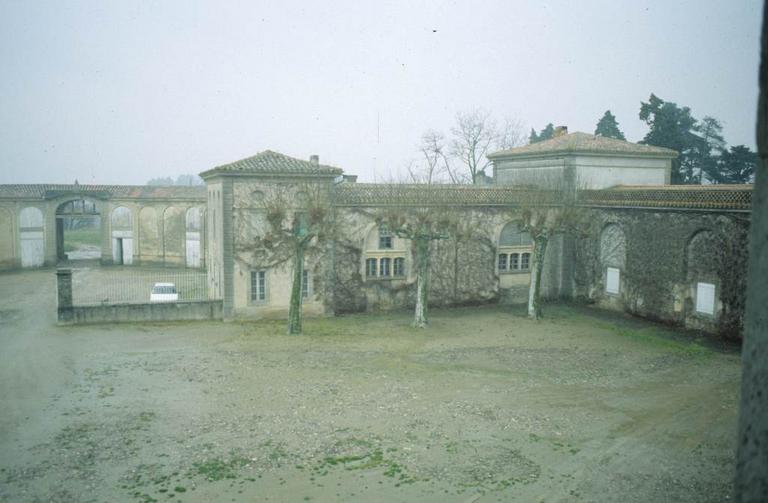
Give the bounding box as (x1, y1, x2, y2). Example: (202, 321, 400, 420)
(574, 208, 750, 339)
(330, 206, 566, 314)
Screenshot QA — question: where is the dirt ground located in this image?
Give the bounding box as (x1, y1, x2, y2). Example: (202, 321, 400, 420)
(0, 269, 741, 502)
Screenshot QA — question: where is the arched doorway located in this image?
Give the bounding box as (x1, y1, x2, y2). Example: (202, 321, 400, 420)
(56, 199, 101, 263)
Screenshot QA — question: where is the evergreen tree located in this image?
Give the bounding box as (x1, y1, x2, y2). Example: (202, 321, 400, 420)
(639, 94, 706, 184)
(529, 123, 555, 144)
(709, 145, 757, 184)
(594, 110, 626, 140)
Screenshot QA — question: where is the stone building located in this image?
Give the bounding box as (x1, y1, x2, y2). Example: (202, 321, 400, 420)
(0, 132, 753, 338)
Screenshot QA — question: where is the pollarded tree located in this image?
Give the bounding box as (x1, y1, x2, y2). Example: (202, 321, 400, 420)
(516, 174, 584, 320)
(248, 183, 335, 335)
(594, 110, 626, 140)
(378, 206, 454, 328)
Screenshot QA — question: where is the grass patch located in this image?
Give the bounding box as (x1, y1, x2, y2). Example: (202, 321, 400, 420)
(190, 456, 249, 481)
(63, 228, 102, 250)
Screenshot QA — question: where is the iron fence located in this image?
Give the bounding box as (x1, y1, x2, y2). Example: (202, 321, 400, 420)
(71, 266, 213, 306)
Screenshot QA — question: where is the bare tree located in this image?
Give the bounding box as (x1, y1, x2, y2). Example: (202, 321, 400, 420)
(378, 206, 454, 328)
(517, 173, 583, 320)
(240, 183, 335, 335)
(410, 130, 461, 184)
(450, 109, 525, 184)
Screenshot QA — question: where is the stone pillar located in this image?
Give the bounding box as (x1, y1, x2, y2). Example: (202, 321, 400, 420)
(56, 268, 74, 323)
(221, 179, 235, 320)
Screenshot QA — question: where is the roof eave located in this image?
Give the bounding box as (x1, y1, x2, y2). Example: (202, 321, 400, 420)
(488, 149, 678, 161)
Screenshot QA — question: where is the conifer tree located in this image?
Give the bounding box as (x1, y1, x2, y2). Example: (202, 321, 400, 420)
(594, 110, 626, 140)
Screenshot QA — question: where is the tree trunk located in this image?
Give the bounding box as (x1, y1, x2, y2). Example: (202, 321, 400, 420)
(413, 238, 430, 328)
(736, 1, 768, 499)
(527, 233, 549, 320)
(287, 241, 305, 335)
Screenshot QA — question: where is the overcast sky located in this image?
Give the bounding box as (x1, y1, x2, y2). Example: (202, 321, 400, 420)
(0, 0, 762, 185)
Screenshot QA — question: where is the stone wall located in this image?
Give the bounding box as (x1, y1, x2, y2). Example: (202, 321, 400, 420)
(573, 207, 750, 339)
(330, 205, 566, 315)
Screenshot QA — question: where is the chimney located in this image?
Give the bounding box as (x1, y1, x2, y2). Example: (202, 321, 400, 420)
(554, 126, 568, 137)
(309, 155, 319, 165)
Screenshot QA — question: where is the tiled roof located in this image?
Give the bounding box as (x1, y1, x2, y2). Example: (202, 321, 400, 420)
(0, 184, 206, 200)
(201, 150, 343, 177)
(334, 183, 560, 207)
(578, 184, 753, 211)
(488, 132, 677, 158)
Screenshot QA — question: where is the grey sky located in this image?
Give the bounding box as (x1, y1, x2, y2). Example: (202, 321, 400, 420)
(0, 0, 762, 185)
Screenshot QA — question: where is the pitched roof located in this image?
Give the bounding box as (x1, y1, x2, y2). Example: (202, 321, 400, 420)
(201, 150, 343, 178)
(488, 132, 678, 159)
(334, 183, 560, 207)
(0, 184, 206, 200)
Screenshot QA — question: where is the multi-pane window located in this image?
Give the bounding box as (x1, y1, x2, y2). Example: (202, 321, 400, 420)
(250, 270, 266, 302)
(380, 257, 391, 277)
(379, 228, 393, 249)
(498, 253, 508, 271)
(497, 252, 530, 272)
(302, 270, 310, 299)
(511, 253, 520, 270)
(366, 258, 377, 277)
(393, 257, 405, 277)
(365, 257, 405, 278)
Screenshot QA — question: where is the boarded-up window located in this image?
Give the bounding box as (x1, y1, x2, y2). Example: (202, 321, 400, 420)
(606, 267, 620, 294)
(696, 282, 716, 315)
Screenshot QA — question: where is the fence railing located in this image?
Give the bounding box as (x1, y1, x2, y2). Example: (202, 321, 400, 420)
(71, 267, 212, 306)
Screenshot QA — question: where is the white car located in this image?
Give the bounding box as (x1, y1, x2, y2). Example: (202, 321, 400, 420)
(150, 282, 179, 302)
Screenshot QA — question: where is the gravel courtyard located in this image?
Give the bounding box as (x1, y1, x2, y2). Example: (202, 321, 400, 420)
(0, 269, 740, 502)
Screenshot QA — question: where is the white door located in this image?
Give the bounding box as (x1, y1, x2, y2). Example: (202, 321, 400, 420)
(186, 233, 200, 267)
(20, 231, 44, 267)
(122, 238, 133, 265)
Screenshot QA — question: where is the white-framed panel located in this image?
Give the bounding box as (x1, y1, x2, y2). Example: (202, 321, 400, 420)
(606, 267, 620, 294)
(696, 282, 716, 315)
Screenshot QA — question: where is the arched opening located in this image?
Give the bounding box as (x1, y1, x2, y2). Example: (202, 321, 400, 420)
(55, 198, 101, 263)
(111, 206, 133, 265)
(497, 221, 533, 274)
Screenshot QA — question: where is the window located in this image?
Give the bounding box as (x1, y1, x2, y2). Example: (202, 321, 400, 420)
(498, 253, 508, 271)
(511, 253, 520, 270)
(520, 253, 529, 271)
(250, 270, 266, 302)
(302, 270, 310, 299)
(379, 228, 393, 249)
(366, 258, 377, 277)
(696, 282, 716, 315)
(606, 267, 620, 294)
(499, 222, 533, 247)
(380, 257, 391, 277)
(393, 257, 405, 277)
